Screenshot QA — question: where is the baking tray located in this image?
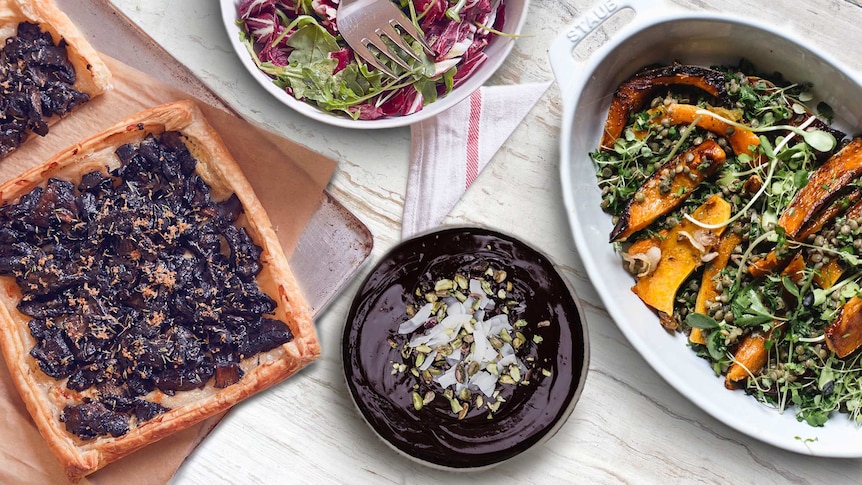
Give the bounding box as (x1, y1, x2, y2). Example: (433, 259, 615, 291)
(56, 0, 373, 317)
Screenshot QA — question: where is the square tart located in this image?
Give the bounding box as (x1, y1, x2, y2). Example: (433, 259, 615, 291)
(0, 0, 112, 153)
(0, 100, 320, 481)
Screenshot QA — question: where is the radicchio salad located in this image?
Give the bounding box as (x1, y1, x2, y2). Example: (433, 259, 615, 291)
(236, 0, 506, 120)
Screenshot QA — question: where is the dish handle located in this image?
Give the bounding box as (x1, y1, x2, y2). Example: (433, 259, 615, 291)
(548, 0, 665, 108)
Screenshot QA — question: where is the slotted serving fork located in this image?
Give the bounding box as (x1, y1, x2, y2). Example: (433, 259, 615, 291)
(338, 0, 435, 78)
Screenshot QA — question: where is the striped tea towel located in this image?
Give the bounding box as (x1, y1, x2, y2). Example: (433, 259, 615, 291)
(401, 82, 552, 239)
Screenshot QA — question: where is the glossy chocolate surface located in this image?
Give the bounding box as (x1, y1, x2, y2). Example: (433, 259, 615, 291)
(343, 227, 588, 468)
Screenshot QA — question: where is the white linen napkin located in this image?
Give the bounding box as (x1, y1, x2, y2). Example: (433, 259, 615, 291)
(401, 81, 552, 239)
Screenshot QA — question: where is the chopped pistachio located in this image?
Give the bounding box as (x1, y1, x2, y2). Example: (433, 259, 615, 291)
(455, 274, 469, 290)
(533, 335, 544, 344)
(514, 319, 528, 328)
(405, 304, 416, 317)
(497, 288, 506, 299)
(425, 292, 438, 303)
(444, 389, 454, 400)
(500, 375, 516, 385)
(489, 335, 503, 349)
(387, 337, 398, 349)
(450, 398, 463, 414)
(410, 368, 420, 377)
(459, 387, 472, 401)
(488, 401, 501, 412)
(537, 320, 551, 328)
(454, 290, 467, 302)
(458, 402, 469, 420)
(493, 270, 507, 283)
(455, 364, 466, 384)
(475, 395, 484, 408)
(423, 391, 436, 405)
(510, 365, 521, 382)
(415, 353, 426, 368)
(500, 329, 513, 343)
(412, 392, 424, 410)
(415, 344, 432, 353)
(506, 281, 513, 292)
(542, 368, 553, 377)
(435, 279, 454, 291)
(480, 280, 493, 295)
(467, 360, 481, 376)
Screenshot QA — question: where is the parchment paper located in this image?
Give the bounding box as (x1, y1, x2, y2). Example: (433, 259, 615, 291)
(0, 55, 336, 484)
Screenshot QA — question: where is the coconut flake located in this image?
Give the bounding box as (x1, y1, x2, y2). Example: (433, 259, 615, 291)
(398, 303, 433, 334)
(470, 370, 498, 397)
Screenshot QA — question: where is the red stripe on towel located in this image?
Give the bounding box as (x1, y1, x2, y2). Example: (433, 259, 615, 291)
(465, 89, 482, 189)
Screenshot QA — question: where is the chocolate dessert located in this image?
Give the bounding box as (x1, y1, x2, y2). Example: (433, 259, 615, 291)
(343, 228, 588, 468)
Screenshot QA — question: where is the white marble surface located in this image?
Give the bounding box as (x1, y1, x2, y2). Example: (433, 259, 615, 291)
(107, 0, 862, 483)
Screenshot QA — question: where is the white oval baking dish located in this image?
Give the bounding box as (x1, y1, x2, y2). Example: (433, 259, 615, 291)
(551, 0, 862, 456)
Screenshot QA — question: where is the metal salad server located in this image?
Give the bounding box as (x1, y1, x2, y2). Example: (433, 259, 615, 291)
(337, 0, 435, 78)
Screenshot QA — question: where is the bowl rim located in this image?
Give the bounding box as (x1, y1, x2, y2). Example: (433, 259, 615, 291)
(218, 0, 530, 129)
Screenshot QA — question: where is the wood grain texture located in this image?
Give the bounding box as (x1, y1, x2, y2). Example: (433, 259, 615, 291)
(104, 0, 862, 483)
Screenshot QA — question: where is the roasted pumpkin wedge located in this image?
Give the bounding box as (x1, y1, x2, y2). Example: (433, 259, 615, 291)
(749, 191, 862, 278)
(811, 197, 862, 288)
(633, 195, 731, 330)
(600, 64, 729, 151)
(691, 231, 743, 344)
(610, 140, 727, 242)
(725, 332, 769, 388)
(649, 104, 761, 158)
(778, 137, 862, 239)
(814, 259, 844, 289)
(825, 296, 862, 358)
(797, 190, 862, 240)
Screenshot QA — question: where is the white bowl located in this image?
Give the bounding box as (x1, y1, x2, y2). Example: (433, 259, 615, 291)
(551, 0, 862, 456)
(219, 0, 529, 129)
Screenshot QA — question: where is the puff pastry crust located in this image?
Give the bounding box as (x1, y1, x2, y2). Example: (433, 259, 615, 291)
(0, 100, 320, 482)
